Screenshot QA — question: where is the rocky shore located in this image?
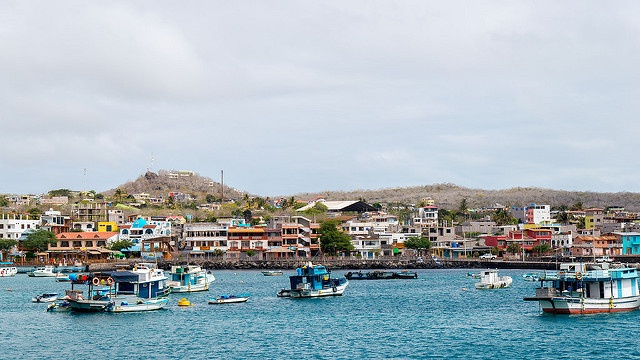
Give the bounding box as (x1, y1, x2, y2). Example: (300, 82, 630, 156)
(87, 258, 567, 271)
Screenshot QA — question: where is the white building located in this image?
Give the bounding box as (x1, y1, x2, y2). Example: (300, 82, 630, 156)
(0, 213, 40, 240)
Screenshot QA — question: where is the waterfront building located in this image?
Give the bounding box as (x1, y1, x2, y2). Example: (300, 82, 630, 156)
(50, 231, 119, 263)
(40, 209, 71, 235)
(571, 234, 620, 257)
(0, 213, 40, 240)
(613, 232, 640, 255)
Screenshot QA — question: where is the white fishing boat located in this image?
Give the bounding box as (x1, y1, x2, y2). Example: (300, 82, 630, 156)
(277, 262, 349, 298)
(524, 262, 640, 314)
(62, 263, 169, 313)
(166, 265, 215, 293)
(55, 273, 71, 282)
(261, 270, 283, 276)
(28, 265, 57, 277)
(0, 266, 17, 277)
(474, 270, 512, 289)
(208, 294, 250, 304)
(32, 292, 59, 303)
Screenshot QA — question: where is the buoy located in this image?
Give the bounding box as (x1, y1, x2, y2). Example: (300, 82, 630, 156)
(177, 298, 191, 306)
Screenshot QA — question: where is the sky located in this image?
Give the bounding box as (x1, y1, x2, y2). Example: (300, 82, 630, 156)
(2, 1, 640, 197)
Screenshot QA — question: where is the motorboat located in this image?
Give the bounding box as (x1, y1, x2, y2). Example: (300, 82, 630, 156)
(208, 294, 250, 304)
(277, 262, 349, 298)
(28, 266, 57, 277)
(0, 265, 17, 277)
(474, 270, 512, 289)
(522, 273, 540, 282)
(32, 292, 59, 303)
(166, 265, 215, 293)
(55, 273, 71, 282)
(261, 270, 283, 276)
(524, 262, 640, 314)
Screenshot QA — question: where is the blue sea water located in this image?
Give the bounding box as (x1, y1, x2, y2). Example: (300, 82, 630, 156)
(2, 268, 640, 359)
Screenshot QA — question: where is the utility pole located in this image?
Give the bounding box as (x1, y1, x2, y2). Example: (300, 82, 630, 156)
(221, 170, 224, 203)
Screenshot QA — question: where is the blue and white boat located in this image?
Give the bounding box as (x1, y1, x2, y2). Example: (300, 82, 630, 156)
(61, 263, 169, 313)
(208, 294, 250, 304)
(524, 262, 640, 314)
(166, 265, 215, 293)
(277, 262, 348, 298)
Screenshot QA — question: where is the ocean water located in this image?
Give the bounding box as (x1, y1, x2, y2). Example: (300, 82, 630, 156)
(1, 268, 639, 359)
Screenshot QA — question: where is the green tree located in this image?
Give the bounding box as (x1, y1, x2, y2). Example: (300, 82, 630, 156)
(246, 249, 256, 259)
(0, 239, 18, 261)
(555, 211, 570, 225)
(570, 202, 584, 211)
(108, 239, 134, 252)
(213, 249, 224, 258)
(506, 243, 521, 254)
(319, 220, 354, 255)
(114, 188, 126, 203)
(492, 209, 517, 226)
(532, 243, 551, 256)
(48, 188, 73, 198)
(21, 230, 57, 252)
(27, 208, 41, 217)
(438, 209, 457, 226)
(404, 236, 432, 256)
(303, 202, 328, 216)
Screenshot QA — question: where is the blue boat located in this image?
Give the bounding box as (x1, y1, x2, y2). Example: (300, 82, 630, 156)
(277, 262, 349, 298)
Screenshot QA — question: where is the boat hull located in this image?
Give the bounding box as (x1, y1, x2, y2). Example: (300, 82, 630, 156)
(109, 298, 168, 312)
(532, 296, 640, 314)
(208, 297, 249, 304)
(169, 283, 209, 293)
(289, 282, 349, 298)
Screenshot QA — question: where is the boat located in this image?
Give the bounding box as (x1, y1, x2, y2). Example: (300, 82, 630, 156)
(466, 272, 480, 279)
(344, 270, 418, 280)
(0, 264, 17, 277)
(262, 270, 283, 276)
(394, 270, 419, 279)
(522, 273, 540, 282)
(166, 265, 215, 293)
(277, 262, 349, 298)
(55, 273, 71, 282)
(32, 292, 59, 303)
(208, 294, 250, 304)
(63, 263, 170, 313)
(28, 265, 57, 277)
(474, 270, 513, 289)
(524, 262, 640, 314)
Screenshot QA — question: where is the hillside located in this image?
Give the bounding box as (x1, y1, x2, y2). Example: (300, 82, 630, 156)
(106, 171, 640, 211)
(103, 170, 245, 201)
(291, 184, 640, 211)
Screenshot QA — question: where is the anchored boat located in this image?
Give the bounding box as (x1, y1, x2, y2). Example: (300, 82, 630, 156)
(277, 262, 348, 298)
(524, 262, 640, 314)
(474, 270, 512, 289)
(166, 265, 215, 293)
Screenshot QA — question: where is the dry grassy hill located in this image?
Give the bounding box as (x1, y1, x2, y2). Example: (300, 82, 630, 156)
(105, 171, 640, 211)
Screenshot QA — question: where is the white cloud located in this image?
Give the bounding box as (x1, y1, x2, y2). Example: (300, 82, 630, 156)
(2, 1, 640, 196)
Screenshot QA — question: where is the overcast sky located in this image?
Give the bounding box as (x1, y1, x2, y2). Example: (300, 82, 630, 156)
(2, 1, 640, 197)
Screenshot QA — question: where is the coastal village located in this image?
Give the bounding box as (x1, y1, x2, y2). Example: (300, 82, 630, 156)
(1, 170, 639, 266)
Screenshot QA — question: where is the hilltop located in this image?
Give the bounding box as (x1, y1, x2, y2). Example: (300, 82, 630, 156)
(104, 170, 640, 211)
(103, 170, 245, 201)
